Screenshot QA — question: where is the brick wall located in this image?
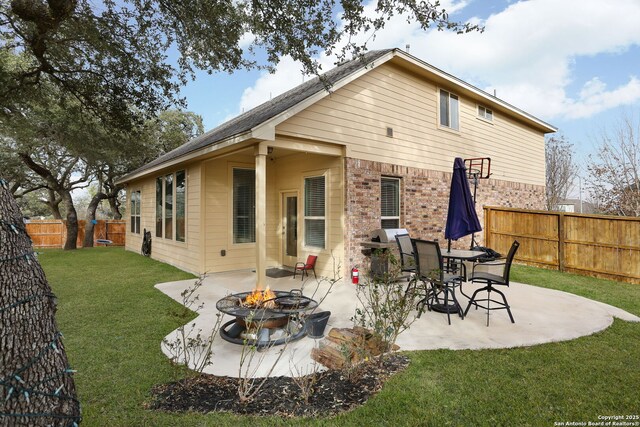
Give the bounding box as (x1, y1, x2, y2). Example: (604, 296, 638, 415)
(344, 157, 545, 272)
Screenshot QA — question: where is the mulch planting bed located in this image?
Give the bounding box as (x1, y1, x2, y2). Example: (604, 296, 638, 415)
(147, 354, 410, 417)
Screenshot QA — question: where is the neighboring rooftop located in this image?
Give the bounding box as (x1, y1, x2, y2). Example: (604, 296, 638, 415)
(556, 199, 598, 214)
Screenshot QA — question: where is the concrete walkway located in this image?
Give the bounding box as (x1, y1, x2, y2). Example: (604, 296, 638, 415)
(155, 270, 639, 378)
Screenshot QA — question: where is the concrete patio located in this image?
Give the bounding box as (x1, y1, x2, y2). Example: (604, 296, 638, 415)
(155, 270, 639, 378)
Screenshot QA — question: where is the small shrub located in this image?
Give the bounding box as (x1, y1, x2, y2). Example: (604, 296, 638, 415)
(289, 348, 323, 405)
(352, 250, 422, 355)
(236, 312, 288, 404)
(162, 274, 223, 378)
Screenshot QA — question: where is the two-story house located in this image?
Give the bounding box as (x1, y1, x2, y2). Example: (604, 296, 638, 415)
(117, 48, 556, 286)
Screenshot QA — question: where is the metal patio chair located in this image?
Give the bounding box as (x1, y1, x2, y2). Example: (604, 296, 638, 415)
(395, 233, 416, 276)
(464, 240, 520, 326)
(412, 239, 465, 324)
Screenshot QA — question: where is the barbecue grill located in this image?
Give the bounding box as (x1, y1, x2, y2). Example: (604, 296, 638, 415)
(370, 228, 409, 243)
(364, 228, 409, 277)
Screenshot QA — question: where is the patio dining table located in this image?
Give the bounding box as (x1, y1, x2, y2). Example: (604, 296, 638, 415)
(429, 248, 486, 315)
(442, 248, 486, 260)
(442, 248, 486, 280)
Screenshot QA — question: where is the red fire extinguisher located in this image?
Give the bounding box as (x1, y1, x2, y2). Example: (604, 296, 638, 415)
(351, 266, 359, 285)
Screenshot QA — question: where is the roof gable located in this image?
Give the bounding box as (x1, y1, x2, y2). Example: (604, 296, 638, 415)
(120, 49, 394, 181)
(120, 48, 556, 183)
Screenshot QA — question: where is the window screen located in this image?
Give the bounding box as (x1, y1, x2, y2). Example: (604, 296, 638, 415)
(164, 173, 173, 239)
(478, 105, 493, 121)
(440, 89, 459, 130)
(155, 177, 163, 237)
(130, 190, 141, 234)
(175, 170, 186, 242)
(304, 176, 325, 248)
(381, 177, 400, 229)
(233, 168, 256, 243)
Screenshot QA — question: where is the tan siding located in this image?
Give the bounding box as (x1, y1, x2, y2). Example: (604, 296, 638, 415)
(277, 62, 546, 186)
(203, 154, 248, 272)
(273, 149, 344, 279)
(200, 149, 343, 278)
(201, 153, 276, 273)
(124, 163, 201, 274)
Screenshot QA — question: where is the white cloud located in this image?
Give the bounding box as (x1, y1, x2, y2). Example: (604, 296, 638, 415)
(579, 78, 608, 100)
(234, 0, 640, 122)
(238, 32, 255, 49)
(235, 1, 472, 112)
(238, 57, 302, 110)
(568, 77, 640, 119)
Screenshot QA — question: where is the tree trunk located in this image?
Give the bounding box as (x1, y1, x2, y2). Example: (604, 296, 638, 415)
(46, 190, 63, 220)
(108, 196, 121, 220)
(61, 191, 78, 250)
(47, 203, 63, 220)
(0, 179, 81, 426)
(82, 193, 107, 248)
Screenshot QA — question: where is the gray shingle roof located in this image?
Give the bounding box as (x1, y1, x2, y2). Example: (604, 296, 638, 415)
(122, 49, 394, 181)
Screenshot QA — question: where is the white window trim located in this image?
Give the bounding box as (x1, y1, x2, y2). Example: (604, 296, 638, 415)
(230, 165, 256, 246)
(175, 170, 187, 243)
(155, 176, 163, 239)
(228, 163, 256, 248)
(303, 172, 327, 250)
(477, 104, 494, 123)
(279, 188, 300, 262)
(438, 88, 460, 132)
(130, 189, 141, 235)
(155, 170, 187, 244)
(381, 177, 400, 229)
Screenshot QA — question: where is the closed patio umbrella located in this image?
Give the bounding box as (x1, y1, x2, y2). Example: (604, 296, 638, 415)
(445, 157, 482, 251)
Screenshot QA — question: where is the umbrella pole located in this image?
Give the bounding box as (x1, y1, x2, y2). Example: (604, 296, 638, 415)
(447, 238, 453, 273)
(470, 172, 479, 250)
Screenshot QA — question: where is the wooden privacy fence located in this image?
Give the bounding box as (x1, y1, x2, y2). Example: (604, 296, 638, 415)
(483, 206, 640, 285)
(26, 220, 126, 248)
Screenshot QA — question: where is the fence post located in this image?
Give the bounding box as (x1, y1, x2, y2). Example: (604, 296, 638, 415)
(484, 207, 492, 248)
(60, 220, 66, 248)
(557, 212, 565, 272)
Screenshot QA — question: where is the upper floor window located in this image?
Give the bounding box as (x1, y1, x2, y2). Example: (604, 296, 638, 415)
(130, 190, 141, 234)
(233, 168, 256, 244)
(155, 170, 186, 241)
(381, 177, 400, 229)
(439, 89, 459, 131)
(304, 175, 325, 249)
(478, 105, 493, 122)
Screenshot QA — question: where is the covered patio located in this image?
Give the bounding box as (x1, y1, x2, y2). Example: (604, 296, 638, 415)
(155, 271, 639, 378)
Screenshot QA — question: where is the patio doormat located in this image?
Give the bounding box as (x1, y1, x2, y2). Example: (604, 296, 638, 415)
(266, 268, 295, 278)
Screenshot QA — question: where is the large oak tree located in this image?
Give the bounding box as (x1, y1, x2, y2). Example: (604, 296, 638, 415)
(1, 0, 479, 129)
(0, 180, 81, 425)
(1, 1, 478, 424)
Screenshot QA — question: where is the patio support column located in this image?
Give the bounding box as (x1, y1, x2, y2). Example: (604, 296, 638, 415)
(255, 143, 268, 288)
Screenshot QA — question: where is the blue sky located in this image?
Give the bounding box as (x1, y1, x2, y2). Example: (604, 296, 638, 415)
(179, 0, 640, 181)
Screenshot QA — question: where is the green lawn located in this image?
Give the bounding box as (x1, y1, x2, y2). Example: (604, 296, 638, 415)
(40, 247, 640, 426)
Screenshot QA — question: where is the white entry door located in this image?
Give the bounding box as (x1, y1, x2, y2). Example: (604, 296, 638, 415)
(282, 192, 298, 267)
